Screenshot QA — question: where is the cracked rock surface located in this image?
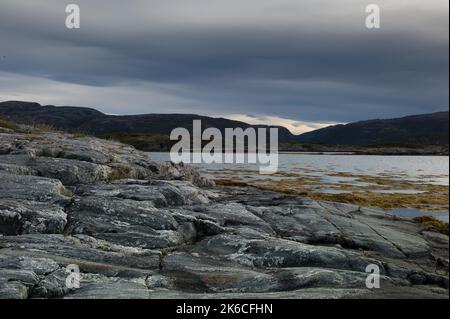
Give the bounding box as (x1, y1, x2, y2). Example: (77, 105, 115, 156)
(0, 131, 448, 299)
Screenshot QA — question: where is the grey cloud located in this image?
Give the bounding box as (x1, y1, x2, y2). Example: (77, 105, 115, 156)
(0, 0, 448, 124)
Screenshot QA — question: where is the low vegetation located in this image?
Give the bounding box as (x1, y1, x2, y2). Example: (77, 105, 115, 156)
(28, 123, 57, 133)
(99, 133, 174, 151)
(414, 216, 449, 235)
(1, 117, 59, 134)
(309, 191, 448, 211)
(71, 131, 89, 138)
(0, 117, 20, 131)
(215, 179, 252, 188)
(107, 169, 130, 181)
(215, 172, 449, 211)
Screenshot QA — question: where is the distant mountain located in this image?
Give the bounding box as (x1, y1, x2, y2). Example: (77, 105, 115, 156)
(0, 101, 448, 146)
(297, 111, 449, 145)
(0, 101, 297, 142)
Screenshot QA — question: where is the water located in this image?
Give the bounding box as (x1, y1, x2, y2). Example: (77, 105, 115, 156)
(387, 209, 449, 223)
(149, 152, 449, 186)
(149, 152, 449, 221)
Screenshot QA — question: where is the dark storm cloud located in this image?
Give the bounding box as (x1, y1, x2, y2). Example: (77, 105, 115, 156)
(0, 0, 448, 125)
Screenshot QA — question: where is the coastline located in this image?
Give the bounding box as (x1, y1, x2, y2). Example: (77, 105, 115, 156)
(0, 127, 448, 299)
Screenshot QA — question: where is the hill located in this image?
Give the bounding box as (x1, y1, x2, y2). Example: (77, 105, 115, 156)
(0, 101, 448, 147)
(0, 101, 297, 142)
(297, 112, 449, 145)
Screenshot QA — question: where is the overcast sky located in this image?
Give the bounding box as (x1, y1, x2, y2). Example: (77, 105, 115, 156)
(0, 0, 448, 134)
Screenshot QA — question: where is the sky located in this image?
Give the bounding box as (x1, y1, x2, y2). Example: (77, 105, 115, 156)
(0, 0, 448, 134)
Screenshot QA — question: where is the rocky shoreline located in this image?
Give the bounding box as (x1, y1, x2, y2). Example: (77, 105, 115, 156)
(0, 129, 448, 299)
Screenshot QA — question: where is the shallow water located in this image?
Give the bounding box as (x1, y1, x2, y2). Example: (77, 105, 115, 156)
(387, 208, 449, 223)
(149, 152, 449, 186)
(149, 152, 449, 220)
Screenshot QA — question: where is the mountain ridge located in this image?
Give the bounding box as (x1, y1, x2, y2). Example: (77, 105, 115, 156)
(0, 101, 298, 142)
(0, 101, 448, 146)
(297, 111, 449, 145)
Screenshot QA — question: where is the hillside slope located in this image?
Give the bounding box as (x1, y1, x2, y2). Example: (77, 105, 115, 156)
(0, 101, 297, 142)
(297, 112, 449, 145)
(0, 101, 448, 146)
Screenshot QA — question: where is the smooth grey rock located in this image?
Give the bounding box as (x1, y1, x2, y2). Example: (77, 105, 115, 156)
(31, 268, 70, 298)
(0, 154, 36, 172)
(179, 203, 275, 236)
(251, 201, 431, 258)
(29, 157, 112, 185)
(0, 234, 161, 271)
(192, 234, 384, 272)
(64, 274, 150, 299)
(160, 253, 407, 294)
(0, 132, 213, 187)
(0, 269, 39, 288)
(0, 268, 39, 299)
(423, 231, 449, 246)
(0, 200, 67, 235)
(0, 281, 30, 299)
(274, 267, 408, 290)
(67, 197, 197, 249)
(0, 171, 70, 203)
(161, 252, 279, 293)
(75, 179, 210, 207)
(0, 254, 60, 276)
(145, 288, 368, 299)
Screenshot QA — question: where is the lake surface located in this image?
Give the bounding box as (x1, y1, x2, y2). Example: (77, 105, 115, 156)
(150, 152, 449, 185)
(149, 152, 449, 220)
